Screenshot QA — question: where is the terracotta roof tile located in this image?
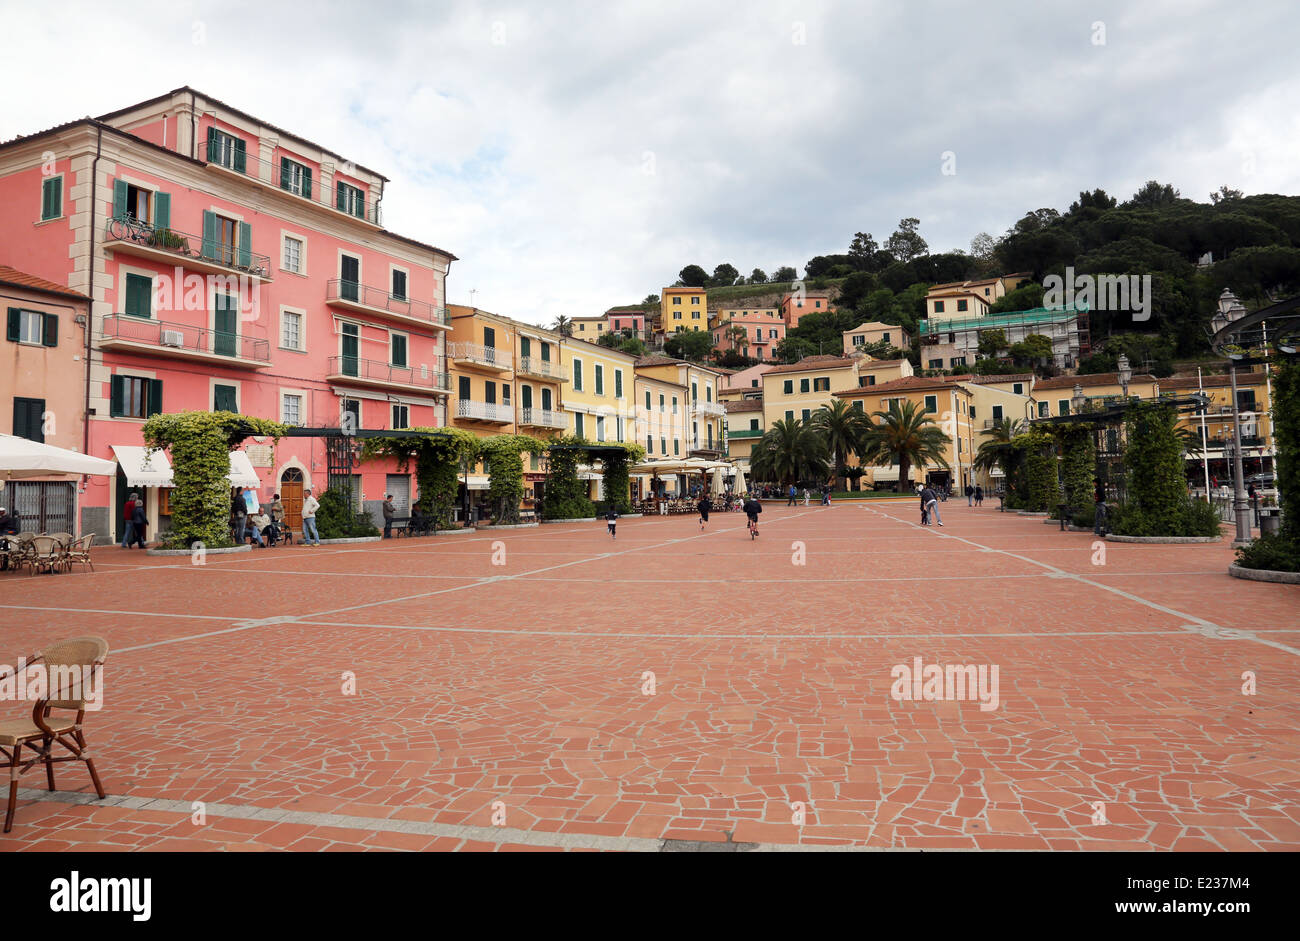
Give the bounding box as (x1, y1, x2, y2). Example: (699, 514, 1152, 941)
(835, 374, 966, 396)
(1034, 372, 1158, 391)
(725, 399, 764, 412)
(0, 265, 88, 300)
(763, 355, 856, 375)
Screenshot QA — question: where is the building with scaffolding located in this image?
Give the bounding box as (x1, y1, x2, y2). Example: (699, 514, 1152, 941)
(918, 303, 1091, 370)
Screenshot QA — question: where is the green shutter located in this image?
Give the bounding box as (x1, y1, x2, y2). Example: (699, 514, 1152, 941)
(233, 138, 247, 174)
(214, 385, 236, 412)
(206, 125, 217, 161)
(237, 221, 252, 268)
(279, 156, 291, 191)
(336, 181, 346, 211)
(109, 375, 125, 418)
(302, 166, 312, 200)
(112, 178, 128, 221)
(125, 274, 151, 318)
(42, 313, 57, 347)
(201, 211, 218, 261)
(146, 379, 163, 417)
(6, 308, 19, 342)
(521, 336, 530, 358)
(42, 177, 61, 220)
(153, 192, 170, 230)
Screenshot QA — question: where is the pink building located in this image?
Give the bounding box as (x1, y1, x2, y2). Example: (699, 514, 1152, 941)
(604, 307, 646, 335)
(709, 307, 786, 361)
(0, 88, 457, 543)
(779, 291, 834, 329)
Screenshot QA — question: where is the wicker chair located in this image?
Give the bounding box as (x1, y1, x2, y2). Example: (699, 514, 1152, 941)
(0, 636, 109, 832)
(3, 533, 33, 572)
(25, 535, 63, 576)
(64, 534, 95, 573)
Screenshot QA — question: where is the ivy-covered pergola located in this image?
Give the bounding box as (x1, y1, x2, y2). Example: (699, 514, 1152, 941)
(539, 439, 645, 519)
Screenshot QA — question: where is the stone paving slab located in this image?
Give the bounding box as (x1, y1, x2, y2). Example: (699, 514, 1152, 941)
(0, 501, 1295, 852)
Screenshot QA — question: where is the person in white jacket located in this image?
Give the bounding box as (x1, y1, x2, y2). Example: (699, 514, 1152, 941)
(301, 489, 321, 546)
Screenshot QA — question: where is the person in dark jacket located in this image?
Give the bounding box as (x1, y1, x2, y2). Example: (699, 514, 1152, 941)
(697, 493, 711, 530)
(605, 506, 619, 539)
(743, 496, 762, 536)
(382, 494, 397, 538)
(974, 485, 984, 507)
(0, 508, 17, 572)
(129, 499, 148, 548)
(231, 488, 248, 544)
(121, 492, 139, 548)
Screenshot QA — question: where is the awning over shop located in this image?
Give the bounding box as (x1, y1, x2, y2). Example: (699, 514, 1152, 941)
(464, 475, 490, 490)
(227, 450, 260, 488)
(111, 445, 174, 488)
(872, 467, 900, 481)
(0, 434, 116, 480)
(990, 467, 1005, 478)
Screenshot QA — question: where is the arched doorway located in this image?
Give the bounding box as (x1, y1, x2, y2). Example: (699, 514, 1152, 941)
(279, 467, 305, 531)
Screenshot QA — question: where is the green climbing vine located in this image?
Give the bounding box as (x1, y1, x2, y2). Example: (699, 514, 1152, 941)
(1112, 400, 1219, 537)
(1052, 423, 1096, 518)
(362, 427, 481, 532)
(480, 433, 545, 524)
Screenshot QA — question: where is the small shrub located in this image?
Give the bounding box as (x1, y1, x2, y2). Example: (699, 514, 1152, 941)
(1110, 497, 1222, 537)
(316, 488, 379, 539)
(1235, 533, 1300, 572)
(1072, 505, 1096, 528)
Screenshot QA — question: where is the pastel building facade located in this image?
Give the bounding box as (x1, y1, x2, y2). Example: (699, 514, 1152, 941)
(634, 355, 725, 457)
(709, 307, 785, 361)
(0, 88, 455, 541)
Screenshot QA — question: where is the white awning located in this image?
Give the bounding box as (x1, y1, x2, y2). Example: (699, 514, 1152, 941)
(872, 467, 901, 481)
(990, 467, 1005, 478)
(227, 450, 260, 488)
(465, 474, 490, 490)
(111, 445, 174, 487)
(0, 434, 116, 480)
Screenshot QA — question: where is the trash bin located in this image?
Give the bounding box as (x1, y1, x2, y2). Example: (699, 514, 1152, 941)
(1260, 508, 1281, 536)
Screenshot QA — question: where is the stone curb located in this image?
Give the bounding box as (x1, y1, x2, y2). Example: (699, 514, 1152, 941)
(146, 545, 250, 556)
(317, 536, 382, 544)
(1104, 534, 1222, 544)
(475, 522, 540, 530)
(1227, 563, 1300, 584)
(435, 529, 475, 536)
(542, 518, 600, 524)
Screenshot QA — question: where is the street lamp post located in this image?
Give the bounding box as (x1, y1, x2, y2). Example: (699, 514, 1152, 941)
(1227, 357, 1252, 545)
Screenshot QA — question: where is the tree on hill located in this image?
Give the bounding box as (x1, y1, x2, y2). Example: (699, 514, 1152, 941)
(989, 281, 1045, 314)
(679, 265, 708, 287)
(643, 293, 659, 304)
(772, 266, 797, 282)
(663, 329, 714, 362)
(749, 268, 767, 284)
(711, 263, 740, 286)
(885, 218, 928, 262)
(1126, 180, 1181, 210)
(1210, 185, 1244, 205)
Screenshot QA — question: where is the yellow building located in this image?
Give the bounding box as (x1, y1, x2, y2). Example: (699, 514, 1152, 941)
(761, 355, 862, 429)
(634, 355, 726, 457)
(1030, 372, 1160, 419)
(925, 273, 1031, 322)
(513, 322, 569, 437)
(560, 336, 634, 444)
(835, 375, 975, 491)
(447, 305, 518, 433)
(844, 320, 911, 355)
(724, 399, 765, 466)
(1158, 370, 1275, 487)
(659, 285, 707, 337)
(633, 371, 690, 461)
(569, 316, 609, 339)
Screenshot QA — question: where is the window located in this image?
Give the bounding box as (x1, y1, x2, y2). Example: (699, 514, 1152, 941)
(673, 311, 681, 320)
(815, 301, 822, 309)
(336, 181, 365, 218)
(692, 311, 700, 319)
(214, 384, 238, 413)
(671, 396, 678, 414)
(596, 416, 606, 441)
(6, 308, 57, 346)
(645, 390, 651, 411)
(673, 296, 681, 305)
(615, 369, 623, 398)
(124, 274, 152, 319)
(572, 358, 583, 391)
(206, 127, 246, 172)
(541, 341, 551, 362)
(342, 398, 361, 430)
(283, 236, 303, 273)
(692, 296, 700, 304)
(952, 357, 966, 367)
(800, 378, 810, 393)
(502, 385, 510, 405)
(783, 379, 793, 394)
(813, 377, 830, 392)
(390, 333, 408, 368)
(933, 301, 945, 313)
(1038, 401, 1049, 417)
(852, 400, 863, 411)
(109, 375, 162, 419)
(957, 300, 968, 312)
(575, 413, 585, 438)
(484, 381, 497, 405)
(673, 438, 679, 455)
(785, 410, 794, 421)
(924, 395, 937, 413)
(706, 385, 712, 402)
(969, 406, 976, 418)
(692, 382, 698, 402)
(882, 332, 890, 344)
(281, 393, 303, 425)
(659, 394, 665, 412)
(1013, 382, 1024, 395)
(1058, 399, 1070, 416)
(992, 405, 1004, 421)
(928, 359, 943, 369)
(660, 436, 666, 453)
(749, 419, 759, 430)
(392, 404, 409, 429)
(595, 363, 604, 395)
(281, 310, 303, 350)
(1237, 390, 1257, 412)
(647, 435, 653, 453)
(391, 269, 407, 300)
(853, 335, 864, 346)
(13, 397, 45, 442)
(279, 157, 313, 198)
(41, 176, 62, 220)
(801, 409, 810, 421)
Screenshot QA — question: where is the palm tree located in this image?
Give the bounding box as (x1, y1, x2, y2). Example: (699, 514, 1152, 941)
(750, 418, 829, 486)
(552, 315, 573, 337)
(813, 399, 870, 490)
(725, 325, 749, 356)
(974, 417, 1028, 479)
(864, 400, 952, 493)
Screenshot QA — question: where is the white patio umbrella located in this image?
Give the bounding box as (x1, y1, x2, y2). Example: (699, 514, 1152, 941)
(0, 434, 116, 481)
(711, 467, 726, 493)
(732, 463, 747, 494)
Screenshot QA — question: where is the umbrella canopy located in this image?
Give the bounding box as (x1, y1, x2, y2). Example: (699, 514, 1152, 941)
(732, 463, 747, 494)
(0, 434, 116, 481)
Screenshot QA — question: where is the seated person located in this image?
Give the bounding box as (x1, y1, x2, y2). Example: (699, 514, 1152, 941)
(247, 512, 271, 547)
(409, 507, 429, 535)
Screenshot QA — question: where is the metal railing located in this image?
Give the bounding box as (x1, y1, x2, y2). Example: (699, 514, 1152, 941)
(101, 313, 270, 363)
(204, 139, 383, 226)
(448, 342, 513, 370)
(726, 428, 764, 439)
(326, 355, 449, 390)
(104, 217, 271, 278)
(520, 407, 567, 428)
(517, 356, 568, 381)
(457, 399, 512, 422)
(325, 280, 448, 326)
(693, 400, 726, 417)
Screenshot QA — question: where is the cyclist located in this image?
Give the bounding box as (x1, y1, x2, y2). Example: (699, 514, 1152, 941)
(743, 496, 762, 538)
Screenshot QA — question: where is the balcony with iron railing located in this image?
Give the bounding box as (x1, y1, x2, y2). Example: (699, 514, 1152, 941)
(519, 407, 567, 429)
(516, 356, 568, 382)
(726, 428, 764, 439)
(693, 400, 726, 417)
(104, 217, 272, 282)
(325, 280, 449, 331)
(448, 342, 513, 371)
(456, 399, 512, 423)
(99, 313, 271, 368)
(203, 139, 383, 226)
(325, 355, 450, 394)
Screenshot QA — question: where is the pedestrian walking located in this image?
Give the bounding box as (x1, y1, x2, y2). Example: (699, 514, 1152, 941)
(787, 484, 797, 506)
(802, 488, 809, 506)
(743, 496, 762, 537)
(129, 497, 148, 548)
(301, 488, 321, 545)
(921, 484, 943, 526)
(697, 493, 711, 530)
(974, 485, 984, 507)
(965, 483, 974, 506)
(382, 493, 397, 538)
(605, 505, 619, 539)
(231, 488, 248, 544)
(121, 492, 139, 548)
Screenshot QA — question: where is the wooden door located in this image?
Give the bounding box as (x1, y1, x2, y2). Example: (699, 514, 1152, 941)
(280, 468, 304, 530)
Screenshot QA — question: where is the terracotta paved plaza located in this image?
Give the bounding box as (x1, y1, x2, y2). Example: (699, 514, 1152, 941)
(1, 500, 1297, 852)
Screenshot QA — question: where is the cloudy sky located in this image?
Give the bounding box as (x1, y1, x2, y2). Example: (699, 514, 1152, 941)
(4, 0, 1298, 324)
